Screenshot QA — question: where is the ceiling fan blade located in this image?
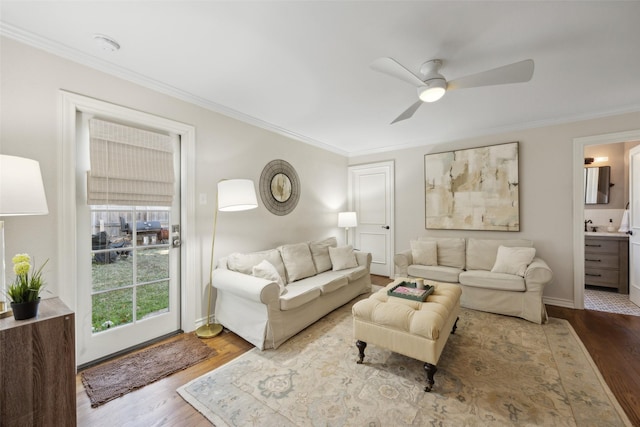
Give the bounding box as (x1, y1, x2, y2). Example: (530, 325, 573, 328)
(371, 57, 425, 88)
(447, 59, 534, 90)
(391, 100, 423, 124)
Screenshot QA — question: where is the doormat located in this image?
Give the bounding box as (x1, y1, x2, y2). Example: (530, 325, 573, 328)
(81, 333, 217, 407)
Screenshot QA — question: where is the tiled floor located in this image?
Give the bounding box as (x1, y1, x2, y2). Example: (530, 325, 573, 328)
(584, 286, 640, 316)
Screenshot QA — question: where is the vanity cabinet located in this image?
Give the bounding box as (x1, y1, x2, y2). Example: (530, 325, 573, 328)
(0, 298, 76, 426)
(584, 235, 629, 293)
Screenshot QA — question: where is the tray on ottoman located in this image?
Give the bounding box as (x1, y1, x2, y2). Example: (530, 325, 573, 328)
(387, 281, 434, 302)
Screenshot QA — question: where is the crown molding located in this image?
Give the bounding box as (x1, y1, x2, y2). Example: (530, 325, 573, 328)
(0, 23, 348, 157)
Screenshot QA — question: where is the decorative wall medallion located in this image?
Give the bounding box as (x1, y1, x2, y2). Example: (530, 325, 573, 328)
(260, 159, 300, 215)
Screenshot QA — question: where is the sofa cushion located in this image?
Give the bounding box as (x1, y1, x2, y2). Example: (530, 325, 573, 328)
(291, 273, 348, 295)
(309, 237, 337, 273)
(329, 245, 358, 270)
(459, 270, 526, 291)
(252, 260, 286, 295)
(419, 237, 465, 269)
(491, 246, 536, 277)
(279, 243, 317, 283)
(279, 283, 322, 311)
(227, 249, 287, 283)
(410, 240, 437, 266)
(465, 238, 533, 271)
(407, 264, 462, 283)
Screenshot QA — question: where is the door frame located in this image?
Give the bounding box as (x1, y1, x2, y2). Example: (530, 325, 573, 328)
(573, 129, 640, 309)
(348, 161, 395, 278)
(59, 91, 199, 339)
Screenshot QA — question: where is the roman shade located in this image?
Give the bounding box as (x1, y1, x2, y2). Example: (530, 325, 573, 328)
(87, 118, 174, 206)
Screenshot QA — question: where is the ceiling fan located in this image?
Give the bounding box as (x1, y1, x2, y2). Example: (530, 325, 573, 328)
(370, 57, 534, 124)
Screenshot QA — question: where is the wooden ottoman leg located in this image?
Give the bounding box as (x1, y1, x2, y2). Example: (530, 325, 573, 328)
(424, 362, 437, 392)
(451, 316, 459, 334)
(356, 340, 367, 364)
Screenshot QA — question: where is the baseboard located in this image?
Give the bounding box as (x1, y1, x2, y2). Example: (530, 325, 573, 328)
(544, 296, 577, 309)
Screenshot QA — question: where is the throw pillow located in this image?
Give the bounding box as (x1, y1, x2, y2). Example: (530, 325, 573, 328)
(309, 237, 338, 273)
(491, 246, 536, 277)
(410, 240, 437, 266)
(227, 249, 287, 283)
(252, 260, 286, 295)
(279, 243, 317, 283)
(328, 245, 358, 271)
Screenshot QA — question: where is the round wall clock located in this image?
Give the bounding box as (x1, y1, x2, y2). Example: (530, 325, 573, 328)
(260, 159, 300, 216)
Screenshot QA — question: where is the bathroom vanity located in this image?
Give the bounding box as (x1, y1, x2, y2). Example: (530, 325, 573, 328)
(584, 232, 629, 294)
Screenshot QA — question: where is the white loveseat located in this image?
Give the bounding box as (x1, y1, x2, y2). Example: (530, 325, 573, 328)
(394, 237, 553, 324)
(213, 237, 372, 350)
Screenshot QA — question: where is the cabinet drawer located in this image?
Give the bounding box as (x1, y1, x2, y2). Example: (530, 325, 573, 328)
(585, 239, 619, 254)
(584, 253, 619, 269)
(585, 268, 618, 287)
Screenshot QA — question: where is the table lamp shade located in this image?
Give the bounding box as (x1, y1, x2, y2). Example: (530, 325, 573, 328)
(338, 211, 357, 228)
(0, 155, 49, 216)
(218, 179, 258, 212)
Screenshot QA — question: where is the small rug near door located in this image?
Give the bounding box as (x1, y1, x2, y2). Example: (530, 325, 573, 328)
(178, 300, 631, 426)
(82, 333, 216, 407)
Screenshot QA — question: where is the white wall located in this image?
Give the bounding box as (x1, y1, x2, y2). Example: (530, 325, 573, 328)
(350, 112, 640, 306)
(0, 37, 347, 318)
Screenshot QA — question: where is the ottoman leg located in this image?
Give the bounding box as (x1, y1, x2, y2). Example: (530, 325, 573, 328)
(451, 316, 460, 334)
(424, 362, 437, 392)
(356, 340, 367, 364)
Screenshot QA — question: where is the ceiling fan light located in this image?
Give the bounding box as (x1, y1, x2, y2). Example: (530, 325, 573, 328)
(418, 79, 447, 102)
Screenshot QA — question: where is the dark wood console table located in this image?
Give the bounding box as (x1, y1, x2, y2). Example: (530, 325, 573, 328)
(0, 297, 76, 426)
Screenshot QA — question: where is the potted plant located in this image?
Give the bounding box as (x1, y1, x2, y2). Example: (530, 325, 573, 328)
(6, 253, 48, 320)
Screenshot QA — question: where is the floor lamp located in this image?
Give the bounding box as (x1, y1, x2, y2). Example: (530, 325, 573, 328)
(338, 211, 358, 246)
(0, 155, 49, 318)
(196, 179, 258, 338)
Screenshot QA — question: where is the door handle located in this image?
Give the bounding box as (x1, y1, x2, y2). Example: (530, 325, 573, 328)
(628, 230, 634, 235)
(381, 225, 390, 229)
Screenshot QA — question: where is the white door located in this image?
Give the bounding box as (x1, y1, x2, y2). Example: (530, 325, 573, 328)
(629, 145, 640, 307)
(348, 162, 394, 277)
(76, 115, 181, 366)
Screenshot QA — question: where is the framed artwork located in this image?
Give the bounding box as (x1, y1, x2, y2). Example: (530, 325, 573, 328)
(424, 141, 519, 231)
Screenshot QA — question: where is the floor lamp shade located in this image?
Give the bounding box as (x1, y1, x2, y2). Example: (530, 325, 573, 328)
(197, 178, 258, 338)
(218, 179, 258, 211)
(0, 155, 49, 316)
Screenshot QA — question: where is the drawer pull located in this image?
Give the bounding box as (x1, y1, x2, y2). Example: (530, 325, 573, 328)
(585, 244, 602, 247)
(585, 273, 602, 277)
(585, 258, 601, 262)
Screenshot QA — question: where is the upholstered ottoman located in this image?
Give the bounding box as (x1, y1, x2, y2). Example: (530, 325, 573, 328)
(352, 279, 461, 391)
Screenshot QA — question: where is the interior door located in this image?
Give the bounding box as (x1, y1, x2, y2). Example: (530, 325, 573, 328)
(75, 114, 182, 366)
(348, 162, 394, 277)
(629, 145, 640, 307)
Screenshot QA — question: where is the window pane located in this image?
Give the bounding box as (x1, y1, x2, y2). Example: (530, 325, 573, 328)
(92, 288, 133, 333)
(137, 248, 170, 283)
(92, 251, 133, 292)
(137, 281, 170, 320)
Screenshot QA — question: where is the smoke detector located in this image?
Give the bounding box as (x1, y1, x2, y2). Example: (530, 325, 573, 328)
(93, 34, 120, 52)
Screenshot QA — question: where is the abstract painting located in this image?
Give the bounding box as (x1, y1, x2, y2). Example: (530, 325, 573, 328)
(424, 142, 519, 231)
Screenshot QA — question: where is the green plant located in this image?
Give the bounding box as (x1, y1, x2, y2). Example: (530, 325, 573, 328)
(6, 253, 48, 303)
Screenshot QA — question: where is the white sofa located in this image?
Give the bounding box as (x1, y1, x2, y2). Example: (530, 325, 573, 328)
(213, 237, 372, 350)
(394, 237, 553, 324)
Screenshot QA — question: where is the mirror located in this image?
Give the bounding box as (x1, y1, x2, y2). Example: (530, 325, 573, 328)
(584, 166, 611, 204)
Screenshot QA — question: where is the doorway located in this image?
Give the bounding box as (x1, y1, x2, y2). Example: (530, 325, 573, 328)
(348, 161, 395, 278)
(573, 130, 640, 314)
(60, 92, 199, 367)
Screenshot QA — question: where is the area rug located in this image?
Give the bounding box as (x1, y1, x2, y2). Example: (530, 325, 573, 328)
(82, 333, 216, 407)
(177, 300, 631, 426)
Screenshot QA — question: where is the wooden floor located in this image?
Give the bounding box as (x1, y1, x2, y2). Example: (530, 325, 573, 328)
(76, 275, 640, 426)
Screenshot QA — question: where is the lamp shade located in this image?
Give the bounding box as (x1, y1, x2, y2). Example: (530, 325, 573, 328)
(338, 211, 358, 228)
(218, 179, 258, 212)
(0, 155, 49, 216)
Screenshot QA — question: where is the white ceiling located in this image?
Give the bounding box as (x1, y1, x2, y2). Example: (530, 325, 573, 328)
(2, 1, 640, 156)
